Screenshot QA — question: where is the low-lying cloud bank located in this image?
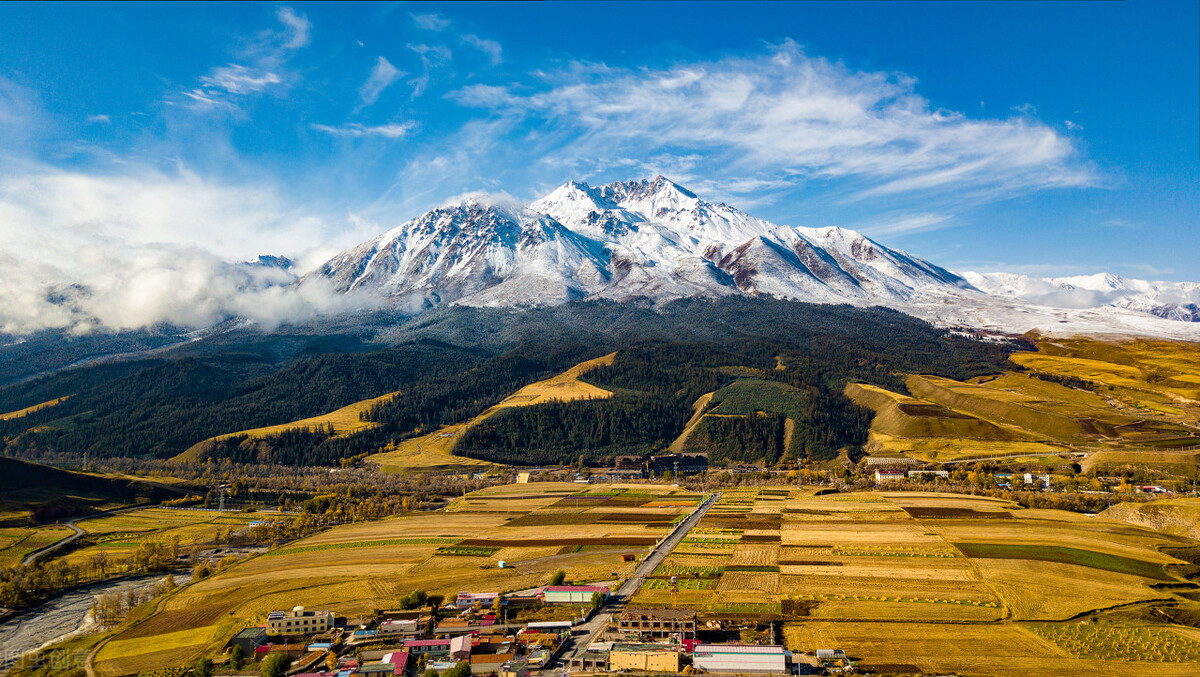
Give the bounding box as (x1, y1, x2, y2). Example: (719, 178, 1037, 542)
(0, 164, 381, 335)
(0, 248, 378, 335)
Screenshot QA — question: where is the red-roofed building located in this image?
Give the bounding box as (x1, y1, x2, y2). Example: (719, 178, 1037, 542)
(403, 638, 451, 657)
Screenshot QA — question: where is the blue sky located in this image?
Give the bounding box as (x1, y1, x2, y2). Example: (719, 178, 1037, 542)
(0, 1, 1197, 330)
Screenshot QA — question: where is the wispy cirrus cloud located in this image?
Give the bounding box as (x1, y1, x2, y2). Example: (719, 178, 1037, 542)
(410, 12, 502, 66)
(407, 43, 452, 97)
(310, 122, 414, 139)
(451, 40, 1099, 206)
(358, 56, 404, 107)
(179, 6, 311, 111)
(461, 34, 502, 65)
(410, 12, 450, 31)
(861, 213, 954, 237)
(275, 6, 311, 50)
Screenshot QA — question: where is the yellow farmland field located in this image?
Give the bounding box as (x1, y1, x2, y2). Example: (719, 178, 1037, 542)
(785, 621, 1200, 677)
(90, 482, 685, 676)
(0, 525, 75, 567)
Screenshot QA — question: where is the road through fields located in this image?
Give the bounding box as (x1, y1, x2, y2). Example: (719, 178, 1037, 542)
(546, 492, 721, 673)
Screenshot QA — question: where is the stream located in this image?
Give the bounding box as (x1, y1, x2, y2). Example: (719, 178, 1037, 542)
(0, 572, 192, 673)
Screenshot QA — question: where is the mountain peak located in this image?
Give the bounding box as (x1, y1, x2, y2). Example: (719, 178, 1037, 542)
(304, 179, 1200, 335)
(599, 175, 698, 203)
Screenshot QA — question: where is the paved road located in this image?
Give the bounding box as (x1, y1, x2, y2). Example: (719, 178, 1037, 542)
(545, 492, 721, 673)
(21, 506, 144, 567)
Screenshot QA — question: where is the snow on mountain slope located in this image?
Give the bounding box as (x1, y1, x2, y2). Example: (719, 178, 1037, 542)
(305, 177, 1200, 339)
(963, 271, 1200, 324)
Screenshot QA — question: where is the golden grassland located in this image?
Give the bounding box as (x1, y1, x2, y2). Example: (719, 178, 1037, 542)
(92, 482, 694, 676)
(846, 337, 1200, 466)
(174, 392, 401, 462)
(368, 352, 617, 473)
(666, 391, 715, 453)
(0, 395, 70, 420)
(1100, 497, 1200, 541)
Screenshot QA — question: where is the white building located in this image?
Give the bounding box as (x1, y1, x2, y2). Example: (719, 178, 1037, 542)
(875, 469, 906, 482)
(1024, 473, 1051, 489)
(692, 644, 786, 674)
(542, 585, 608, 604)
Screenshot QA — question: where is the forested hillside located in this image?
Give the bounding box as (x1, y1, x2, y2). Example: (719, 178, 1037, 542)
(456, 303, 1011, 466)
(0, 298, 1020, 466)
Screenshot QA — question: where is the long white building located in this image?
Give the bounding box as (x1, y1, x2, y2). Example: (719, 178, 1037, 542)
(692, 644, 786, 673)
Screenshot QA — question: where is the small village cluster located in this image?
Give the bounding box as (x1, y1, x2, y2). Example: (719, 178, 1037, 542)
(230, 587, 831, 676)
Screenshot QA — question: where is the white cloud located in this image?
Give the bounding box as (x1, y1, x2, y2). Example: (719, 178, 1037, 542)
(275, 6, 311, 50)
(462, 34, 502, 65)
(1065, 119, 1084, 130)
(0, 164, 378, 333)
(410, 12, 450, 31)
(861, 213, 953, 237)
(180, 6, 310, 111)
(200, 64, 283, 96)
(0, 78, 45, 150)
(407, 44, 453, 97)
(86, 114, 111, 124)
(451, 40, 1098, 204)
(359, 56, 404, 106)
(310, 122, 414, 139)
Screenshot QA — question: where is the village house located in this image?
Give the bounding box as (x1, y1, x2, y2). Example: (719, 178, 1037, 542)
(266, 607, 334, 636)
(469, 652, 514, 675)
(569, 642, 612, 672)
(608, 643, 681, 672)
(403, 638, 451, 658)
(455, 592, 500, 609)
(228, 626, 267, 655)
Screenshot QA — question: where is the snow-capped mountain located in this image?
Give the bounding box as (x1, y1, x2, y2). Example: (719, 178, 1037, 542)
(963, 272, 1200, 323)
(305, 177, 1200, 338)
(309, 177, 971, 309)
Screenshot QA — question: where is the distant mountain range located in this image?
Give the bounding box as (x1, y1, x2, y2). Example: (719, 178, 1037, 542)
(302, 177, 1200, 338)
